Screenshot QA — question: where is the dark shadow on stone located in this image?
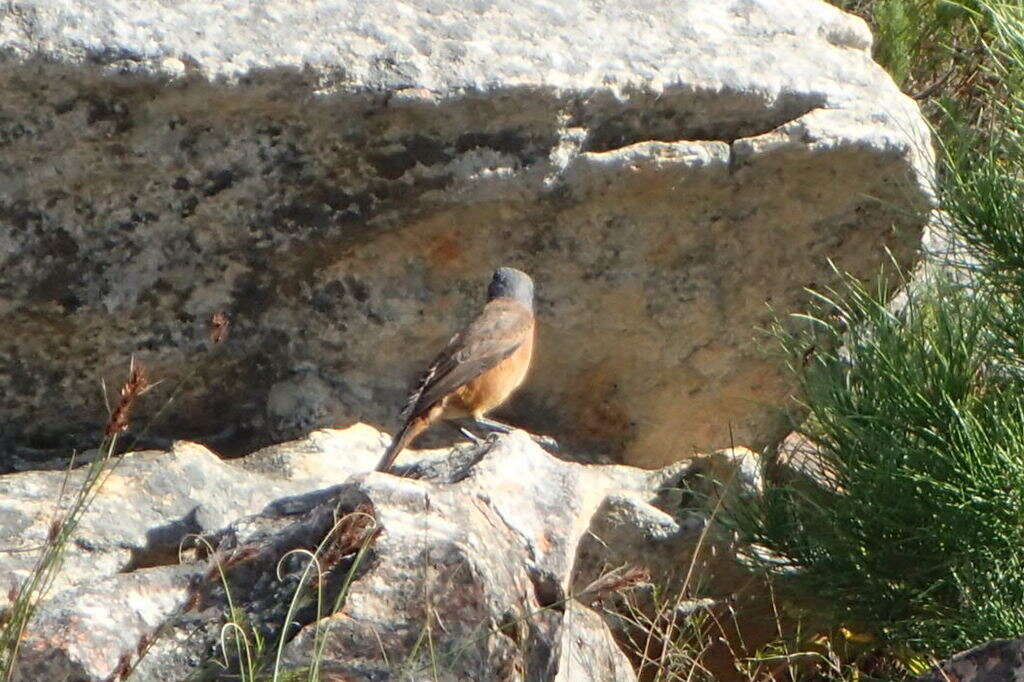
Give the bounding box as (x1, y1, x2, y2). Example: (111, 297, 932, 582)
(258, 483, 350, 518)
(122, 506, 202, 572)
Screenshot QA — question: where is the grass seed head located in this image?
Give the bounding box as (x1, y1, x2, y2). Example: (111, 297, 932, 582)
(105, 361, 149, 437)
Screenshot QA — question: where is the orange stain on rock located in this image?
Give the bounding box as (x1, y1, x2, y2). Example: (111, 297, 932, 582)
(568, 365, 632, 450)
(426, 232, 463, 266)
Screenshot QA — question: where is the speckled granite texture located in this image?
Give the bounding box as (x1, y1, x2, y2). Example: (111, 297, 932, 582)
(0, 0, 933, 467)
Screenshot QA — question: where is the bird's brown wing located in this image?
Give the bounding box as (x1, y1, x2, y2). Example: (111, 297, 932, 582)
(402, 298, 533, 419)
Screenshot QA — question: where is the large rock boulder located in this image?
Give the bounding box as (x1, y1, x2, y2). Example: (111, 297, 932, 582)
(1, 425, 765, 681)
(919, 638, 1024, 682)
(0, 0, 933, 468)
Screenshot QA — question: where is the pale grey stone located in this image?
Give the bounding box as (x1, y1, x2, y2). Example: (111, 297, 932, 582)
(2, 425, 764, 681)
(919, 638, 1024, 682)
(0, 0, 933, 470)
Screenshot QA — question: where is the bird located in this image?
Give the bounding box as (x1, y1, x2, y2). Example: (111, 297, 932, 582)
(376, 267, 553, 472)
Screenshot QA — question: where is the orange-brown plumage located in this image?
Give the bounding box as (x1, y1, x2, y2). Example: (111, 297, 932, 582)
(376, 269, 537, 472)
(450, 328, 534, 417)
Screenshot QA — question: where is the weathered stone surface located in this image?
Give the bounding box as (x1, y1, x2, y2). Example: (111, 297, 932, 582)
(278, 431, 637, 680)
(771, 429, 840, 490)
(0, 0, 933, 469)
(571, 446, 775, 682)
(3, 424, 767, 681)
(919, 638, 1024, 682)
(14, 565, 200, 682)
(0, 437, 361, 607)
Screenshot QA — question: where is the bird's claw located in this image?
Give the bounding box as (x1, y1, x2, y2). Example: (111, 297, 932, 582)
(461, 430, 485, 445)
(532, 434, 559, 452)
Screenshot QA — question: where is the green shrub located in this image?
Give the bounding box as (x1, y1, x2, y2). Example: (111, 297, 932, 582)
(736, 0, 1024, 659)
(741, 272, 1024, 653)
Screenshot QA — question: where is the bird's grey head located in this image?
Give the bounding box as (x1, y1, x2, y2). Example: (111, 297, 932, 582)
(487, 267, 534, 309)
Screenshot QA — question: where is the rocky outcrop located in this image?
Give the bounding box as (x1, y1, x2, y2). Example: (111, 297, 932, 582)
(0, 0, 934, 469)
(1, 425, 765, 681)
(919, 638, 1024, 682)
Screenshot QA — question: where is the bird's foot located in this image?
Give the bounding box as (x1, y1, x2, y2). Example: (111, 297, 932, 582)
(531, 434, 559, 452)
(483, 430, 557, 453)
(445, 419, 485, 445)
(459, 427, 485, 445)
(460, 417, 559, 453)
(470, 417, 511, 435)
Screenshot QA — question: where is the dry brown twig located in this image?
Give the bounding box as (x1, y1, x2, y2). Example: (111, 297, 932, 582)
(577, 565, 651, 607)
(210, 311, 230, 346)
(319, 503, 380, 573)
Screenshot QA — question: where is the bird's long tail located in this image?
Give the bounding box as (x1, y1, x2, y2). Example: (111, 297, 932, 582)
(376, 416, 429, 472)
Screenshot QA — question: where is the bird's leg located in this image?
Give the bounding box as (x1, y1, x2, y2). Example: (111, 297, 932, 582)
(444, 419, 484, 444)
(462, 417, 559, 452)
(470, 416, 512, 434)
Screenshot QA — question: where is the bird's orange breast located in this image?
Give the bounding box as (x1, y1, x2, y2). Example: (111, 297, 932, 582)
(449, 321, 535, 418)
